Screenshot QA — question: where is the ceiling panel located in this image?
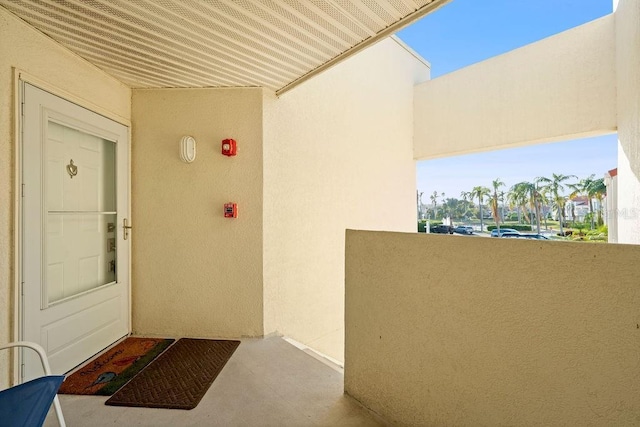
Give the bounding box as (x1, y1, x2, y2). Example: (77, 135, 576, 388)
(0, 0, 448, 94)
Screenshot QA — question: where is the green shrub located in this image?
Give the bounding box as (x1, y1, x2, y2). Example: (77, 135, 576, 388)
(581, 225, 608, 238)
(572, 222, 588, 231)
(486, 224, 532, 232)
(506, 213, 519, 221)
(588, 234, 607, 241)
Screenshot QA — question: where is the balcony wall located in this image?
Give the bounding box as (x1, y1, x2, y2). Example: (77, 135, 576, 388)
(414, 14, 616, 160)
(263, 37, 429, 361)
(345, 230, 640, 426)
(615, 0, 640, 244)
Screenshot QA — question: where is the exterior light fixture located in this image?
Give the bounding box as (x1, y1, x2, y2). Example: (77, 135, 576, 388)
(180, 136, 196, 163)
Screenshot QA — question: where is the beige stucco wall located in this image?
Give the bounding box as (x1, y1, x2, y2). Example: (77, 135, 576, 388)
(0, 7, 131, 385)
(604, 172, 618, 243)
(345, 230, 640, 426)
(262, 37, 429, 361)
(615, 0, 640, 244)
(131, 88, 264, 338)
(414, 15, 617, 160)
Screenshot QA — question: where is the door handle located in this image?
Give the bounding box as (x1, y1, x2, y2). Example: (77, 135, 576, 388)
(123, 218, 132, 240)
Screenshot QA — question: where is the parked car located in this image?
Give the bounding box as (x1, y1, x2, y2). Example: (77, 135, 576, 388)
(490, 228, 519, 237)
(522, 234, 550, 240)
(453, 225, 474, 235)
(430, 225, 454, 234)
(501, 233, 550, 240)
(500, 232, 523, 238)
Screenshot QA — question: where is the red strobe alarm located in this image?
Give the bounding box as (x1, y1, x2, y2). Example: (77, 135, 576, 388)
(222, 138, 237, 156)
(224, 203, 237, 218)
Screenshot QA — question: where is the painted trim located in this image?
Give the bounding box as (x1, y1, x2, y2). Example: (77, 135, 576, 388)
(390, 35, 431, 68)
(12, 70, 23, 385)
(415, 129, 618, 161)
(276, 0, 450, 96)
(126, 123, 132, 332)
(283, 336, 344, 371)
(12, 72, 133, 383)
(14, 69, 131, 127)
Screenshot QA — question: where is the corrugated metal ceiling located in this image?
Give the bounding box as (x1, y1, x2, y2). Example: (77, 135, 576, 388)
(0, 0, 448, 94)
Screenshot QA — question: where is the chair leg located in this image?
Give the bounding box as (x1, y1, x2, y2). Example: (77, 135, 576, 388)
(52, 395, 66, 427)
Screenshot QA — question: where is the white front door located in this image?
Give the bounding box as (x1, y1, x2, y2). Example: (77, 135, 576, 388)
(21, 83, 130, 380)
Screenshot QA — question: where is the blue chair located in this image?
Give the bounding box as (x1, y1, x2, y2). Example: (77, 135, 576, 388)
(0, 342, 66, 427)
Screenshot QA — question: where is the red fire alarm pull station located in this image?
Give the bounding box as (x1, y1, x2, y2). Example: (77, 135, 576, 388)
(222, 138, 237, 156)
(224, 203, 238, 218)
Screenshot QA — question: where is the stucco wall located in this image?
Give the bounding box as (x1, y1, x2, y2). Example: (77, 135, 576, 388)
(0, 7, 131, 385)
(345, 230, 640, 426)
(615, 0, 640, 244)
(131, 88, 264, 338)
(604, 172, 618, 243)
(414, 15, 617, 160)
(262, 37, 429, 361)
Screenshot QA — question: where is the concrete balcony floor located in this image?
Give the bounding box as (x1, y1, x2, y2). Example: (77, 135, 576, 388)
(45, 337, 384, 426)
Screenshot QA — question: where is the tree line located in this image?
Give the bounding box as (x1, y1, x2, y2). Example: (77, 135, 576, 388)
(419, 174, 607, 233)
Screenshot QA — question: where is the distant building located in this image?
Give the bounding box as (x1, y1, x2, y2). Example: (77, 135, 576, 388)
(566, 196, 591, 223)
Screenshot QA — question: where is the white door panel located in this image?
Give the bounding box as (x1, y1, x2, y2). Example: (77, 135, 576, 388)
(22, 83, 130, 380)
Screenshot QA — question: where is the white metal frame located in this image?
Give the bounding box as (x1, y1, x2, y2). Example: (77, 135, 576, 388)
(0, 341, 66, 427)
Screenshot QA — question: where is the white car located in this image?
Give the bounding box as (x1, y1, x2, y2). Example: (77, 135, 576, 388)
(453, 225, 474, 235)
(490, 228, 519, 237)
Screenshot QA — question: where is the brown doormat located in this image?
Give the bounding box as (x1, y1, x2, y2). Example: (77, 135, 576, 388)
(59, 337, 175, 395)
(105, 338, 240, 410)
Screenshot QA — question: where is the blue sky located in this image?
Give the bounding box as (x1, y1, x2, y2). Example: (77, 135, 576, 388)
(398, 0, 616, 199)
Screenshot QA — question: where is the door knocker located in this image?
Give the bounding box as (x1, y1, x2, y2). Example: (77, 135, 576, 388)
(66, 159, 78, 178)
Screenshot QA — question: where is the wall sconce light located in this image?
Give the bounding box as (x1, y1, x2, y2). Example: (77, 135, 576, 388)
(180, 136, 196, 163)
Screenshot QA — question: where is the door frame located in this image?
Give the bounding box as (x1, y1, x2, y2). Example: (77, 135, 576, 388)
(12, 70, 132, 384)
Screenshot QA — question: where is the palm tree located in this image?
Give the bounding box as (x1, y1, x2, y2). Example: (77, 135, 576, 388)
(568, 175, 597, 229)
(537, 173, 576, 235)
(444, 197, 464, 221)
(511, 181, 544, 234)
(440, 192, 447, 223)
(508, 183, 529, 224)
(460, 191, 473, 220)
(471, 186, 490, 232)
(416, 191, 424, 220)
(490, 179, 505, 233)
(568, 198, 577, 226)
(429, 191, 438, 220)
(533, 180, 551, 230)
(533, 182, 549, 233)
(591, 178, 606, 226)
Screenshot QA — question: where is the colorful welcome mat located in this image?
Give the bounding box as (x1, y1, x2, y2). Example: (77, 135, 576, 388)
(106, 338, 240, 409)
(58, 337, 174, 396)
